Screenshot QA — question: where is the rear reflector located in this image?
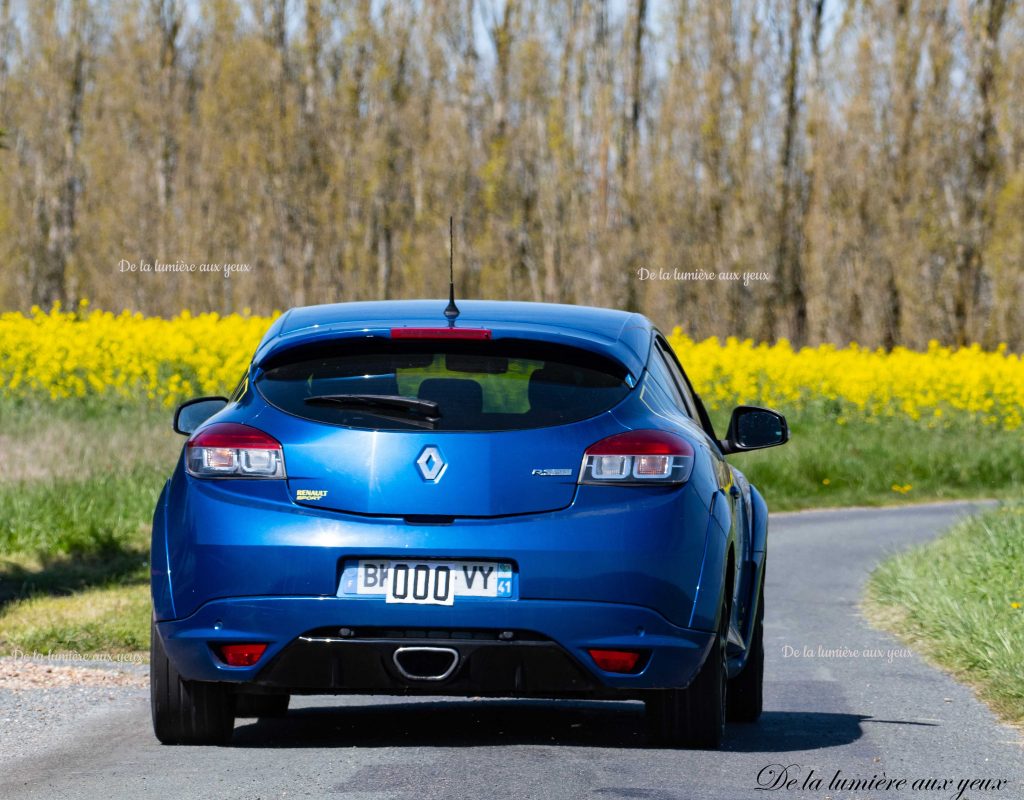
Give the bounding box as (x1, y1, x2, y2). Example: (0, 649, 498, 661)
(581, 430, 694, 485)
(217, 643, 268, 667)
(390, 327, 492, 340)
(588, 649, 643, 674)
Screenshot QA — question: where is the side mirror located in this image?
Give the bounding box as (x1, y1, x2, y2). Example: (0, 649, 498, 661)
(173, 396, 229, 435)
(721, 405, 789, 454)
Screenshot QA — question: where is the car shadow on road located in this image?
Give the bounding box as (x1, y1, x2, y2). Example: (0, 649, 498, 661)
(724, 711, 873, 752)
(230, 700, 873, 751)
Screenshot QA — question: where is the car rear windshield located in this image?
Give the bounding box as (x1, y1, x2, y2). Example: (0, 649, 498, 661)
(255, 338, 632, 431)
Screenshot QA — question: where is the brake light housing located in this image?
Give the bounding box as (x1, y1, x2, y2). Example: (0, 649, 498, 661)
(580, 430, 694, 485)
(185, 423, 286, 479)
(390, 327, 492, 340)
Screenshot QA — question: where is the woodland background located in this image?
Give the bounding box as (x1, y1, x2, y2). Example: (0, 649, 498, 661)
(0, 0, 1023, 349)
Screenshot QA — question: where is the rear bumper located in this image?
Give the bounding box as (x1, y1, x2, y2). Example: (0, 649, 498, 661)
(156, 596, 714, 694)
(153, 463, 717, 629)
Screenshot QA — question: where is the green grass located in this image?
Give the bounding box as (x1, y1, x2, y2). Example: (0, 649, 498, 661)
(0, 399, 1021, 656)
(722, 409, 1023, 511)
(0, 468, 167, 555)
(865, 505, 1024, 725)
(0, 402, 177, 654)
(1, 583, 150, 655)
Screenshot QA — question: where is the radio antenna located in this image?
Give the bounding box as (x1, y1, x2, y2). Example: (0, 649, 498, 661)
(444, 215, 460, 323)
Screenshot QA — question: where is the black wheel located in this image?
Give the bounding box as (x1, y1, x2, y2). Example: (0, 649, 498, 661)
(235, 693, 290, 718)
(646, 597, 728, 749)
(150, 620, 235, 745)
(728, 575, 764, 723)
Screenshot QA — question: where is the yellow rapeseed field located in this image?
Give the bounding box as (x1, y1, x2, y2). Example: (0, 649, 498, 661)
(0, 302, 276, 405)
(665, 329, 1024, 430)
(0, 303, 1021, 430)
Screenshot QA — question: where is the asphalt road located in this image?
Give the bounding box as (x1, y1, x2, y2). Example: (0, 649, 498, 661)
(2, 501, 1022, 800)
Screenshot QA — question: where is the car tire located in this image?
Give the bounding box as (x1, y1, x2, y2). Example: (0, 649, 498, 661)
(646, 597, 728, 749)
(727, 574, 764, 723)
(235, 693, 290, 718)
(150, 620, 235, 745)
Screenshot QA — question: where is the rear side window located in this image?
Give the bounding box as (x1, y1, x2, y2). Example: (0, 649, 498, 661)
(255, 339, 631, 431)
(650, 338, 698, 418)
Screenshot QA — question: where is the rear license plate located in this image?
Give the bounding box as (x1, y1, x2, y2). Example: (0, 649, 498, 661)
(350, 560, 513, 606)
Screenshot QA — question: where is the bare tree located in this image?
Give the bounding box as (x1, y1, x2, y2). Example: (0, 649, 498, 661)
(768, 0, 806, 343)
(33, 0, 90, 308)
(0, 0, 1022, 350)
(954, 0, 1010, 345)
(619, 0, 647, 312)
(151, 0, 183, 259)
(0, 0, 12, 113)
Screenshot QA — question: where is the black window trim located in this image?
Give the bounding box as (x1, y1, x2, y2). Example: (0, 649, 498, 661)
(650, 331, 720, 443)
(651, 339, 698, 419)
(228, 371, 250, 404)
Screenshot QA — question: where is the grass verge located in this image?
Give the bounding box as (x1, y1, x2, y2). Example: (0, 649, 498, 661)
(864, 504, 1024, 726)
(0, 583, 150, 655)
(726, 409, 1023, 511)
(0, 402, 175, 655)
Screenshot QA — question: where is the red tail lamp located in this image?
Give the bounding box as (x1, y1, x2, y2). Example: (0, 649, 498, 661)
(217, 643, 268, 667)
(581, 430, 694, 485)
(587, 648, 644, 674)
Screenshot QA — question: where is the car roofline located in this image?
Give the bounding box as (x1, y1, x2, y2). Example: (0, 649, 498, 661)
(252, 301, 654, 379)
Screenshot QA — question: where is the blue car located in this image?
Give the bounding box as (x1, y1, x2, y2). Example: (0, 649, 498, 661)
(150, 299, 788, 748)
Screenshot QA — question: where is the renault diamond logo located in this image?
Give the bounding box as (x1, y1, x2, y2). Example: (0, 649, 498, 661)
(416, 446, 447, 482)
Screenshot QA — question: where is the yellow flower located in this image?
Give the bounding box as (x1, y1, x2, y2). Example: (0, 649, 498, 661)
(0, 303, 279, 405)
(2, 304, 1022, 423)
(822, 478, 830, 485)
(666, 328, 1024, 431)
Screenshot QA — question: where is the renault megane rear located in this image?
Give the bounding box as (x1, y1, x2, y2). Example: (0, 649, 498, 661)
(150, 300, 788, 748)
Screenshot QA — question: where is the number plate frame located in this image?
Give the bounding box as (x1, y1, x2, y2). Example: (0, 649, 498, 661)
(338, 559, 515, 606)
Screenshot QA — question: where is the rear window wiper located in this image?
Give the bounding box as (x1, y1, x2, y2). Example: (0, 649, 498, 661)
(304, 394, 442, 429)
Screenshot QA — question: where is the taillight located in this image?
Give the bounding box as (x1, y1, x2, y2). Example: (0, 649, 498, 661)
(580, 430, 694, 485)
(185, 423, 286, 479)
(216, 643, 268, 667)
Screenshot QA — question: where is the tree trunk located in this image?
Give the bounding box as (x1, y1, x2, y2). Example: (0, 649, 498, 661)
(296, 0, 323, 306)
(0, 0, 12, 113)
(620, 0, 646, 312)
(589, 0, 611, 307)
(152, 0, 182, 262)
(38, 0, 87, 308)
(954, 0, 1008, 345)
(768, 0, 806, 344)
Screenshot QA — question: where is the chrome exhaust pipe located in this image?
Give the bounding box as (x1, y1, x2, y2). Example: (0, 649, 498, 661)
(392, 646, 460, 682)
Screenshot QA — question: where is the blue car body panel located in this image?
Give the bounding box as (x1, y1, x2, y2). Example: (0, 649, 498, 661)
(152, 299, 771, 696)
